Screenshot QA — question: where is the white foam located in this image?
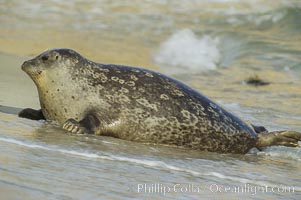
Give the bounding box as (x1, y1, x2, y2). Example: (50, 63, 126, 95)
(154, 29, 221, 74)
(0, 137, 49, 149)
(0, 136, 100, 158)
(1, 136, 300, 191)
(240, 11, 287, 26)
(101, 155, 301, 192)
(257, 147, 301, 161)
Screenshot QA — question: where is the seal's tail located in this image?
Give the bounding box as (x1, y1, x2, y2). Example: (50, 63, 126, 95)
(256, 130, 301, 149)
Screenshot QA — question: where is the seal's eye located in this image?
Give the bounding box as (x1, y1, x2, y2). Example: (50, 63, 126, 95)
(55, 55, 59, 60)
(41, 55, 49, 61)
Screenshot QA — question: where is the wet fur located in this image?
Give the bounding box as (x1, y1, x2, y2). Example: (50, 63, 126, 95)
(19, 49, 301, 153)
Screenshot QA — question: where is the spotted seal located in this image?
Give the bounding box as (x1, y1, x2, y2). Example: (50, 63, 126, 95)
(18, 48, 301, 153)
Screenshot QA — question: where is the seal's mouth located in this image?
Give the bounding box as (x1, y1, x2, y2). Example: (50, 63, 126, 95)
(21, 59, 42, 80)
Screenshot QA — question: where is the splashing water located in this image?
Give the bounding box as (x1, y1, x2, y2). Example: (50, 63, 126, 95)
(154, 29, 221, 74)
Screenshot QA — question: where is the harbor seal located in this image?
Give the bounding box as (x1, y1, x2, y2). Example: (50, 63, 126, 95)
(18, 48, 301, 153)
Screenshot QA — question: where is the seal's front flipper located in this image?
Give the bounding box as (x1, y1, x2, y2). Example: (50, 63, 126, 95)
(63, 113, 100, 134)
(18, 108, 45, 120)
(79, 113, 100, 133)
(63, 119, 86, 134)
(256, 130, 301, 149)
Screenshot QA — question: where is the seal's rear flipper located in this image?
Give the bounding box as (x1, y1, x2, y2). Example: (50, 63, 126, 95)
(256, 130, 301, 149)
(18, 108, 45, 120)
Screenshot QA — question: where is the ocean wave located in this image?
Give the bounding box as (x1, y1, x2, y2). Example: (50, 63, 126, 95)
(226, 9, 287, 27)
(153, 6, 301, 75)
(153, 29, 221, 74)
(2, 0, 301, 33)
(1, 136, 300, 191)
(224, 6, 301, 32)
(153, 28, 275, 75)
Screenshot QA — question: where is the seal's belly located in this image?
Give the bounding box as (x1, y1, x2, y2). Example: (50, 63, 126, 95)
(116, 107, 257, 153)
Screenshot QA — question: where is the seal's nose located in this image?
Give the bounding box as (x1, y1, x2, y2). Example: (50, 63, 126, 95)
(21, 61, 28, 71)
(21, 59, 33, 71)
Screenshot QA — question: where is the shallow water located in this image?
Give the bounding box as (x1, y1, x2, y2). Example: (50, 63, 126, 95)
(0, 0, 301, 199)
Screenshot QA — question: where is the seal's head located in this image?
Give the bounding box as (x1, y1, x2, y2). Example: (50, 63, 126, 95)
(21, 48, 82, 84)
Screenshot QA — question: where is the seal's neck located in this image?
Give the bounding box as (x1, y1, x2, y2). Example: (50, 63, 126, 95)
(35, 70, 73, 123)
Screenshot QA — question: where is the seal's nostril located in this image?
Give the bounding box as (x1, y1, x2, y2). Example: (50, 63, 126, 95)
(21, 60, 32, 71)
(21, 62, 27, 71)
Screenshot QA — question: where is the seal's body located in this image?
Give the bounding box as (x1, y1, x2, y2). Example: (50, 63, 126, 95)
(19, 49, 301, 153)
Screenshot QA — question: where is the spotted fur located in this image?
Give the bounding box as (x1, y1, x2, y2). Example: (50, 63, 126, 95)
(21, 48, 260, 153)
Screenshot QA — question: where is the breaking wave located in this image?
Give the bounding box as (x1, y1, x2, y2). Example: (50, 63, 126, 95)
(154, 29, 221, 74)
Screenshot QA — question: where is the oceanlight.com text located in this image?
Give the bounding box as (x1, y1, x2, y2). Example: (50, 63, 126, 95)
(137, 183, 296, 196)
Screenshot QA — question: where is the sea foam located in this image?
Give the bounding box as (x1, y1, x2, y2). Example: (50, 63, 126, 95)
(1, 136, 300, 191)
(154, 29, 221, 75)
